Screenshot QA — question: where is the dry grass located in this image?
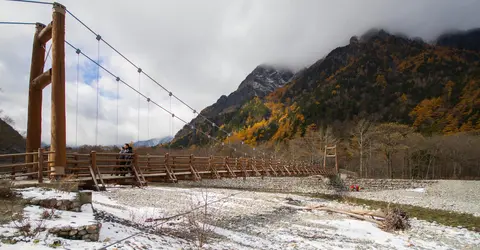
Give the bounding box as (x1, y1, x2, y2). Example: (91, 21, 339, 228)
(186, 188, 218, 248)
(50, 174, 78, 192)
(0, 179, 15, 199)
(380, 207, 411, 231)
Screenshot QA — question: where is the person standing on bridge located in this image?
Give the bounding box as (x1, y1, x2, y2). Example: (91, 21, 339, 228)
(121, 143, 134, 176)
(116, 143, 129, 176)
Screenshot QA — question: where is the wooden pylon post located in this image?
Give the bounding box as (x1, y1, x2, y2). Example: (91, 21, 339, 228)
(50, 2, 67, 178)
(25, 23, 46, 170)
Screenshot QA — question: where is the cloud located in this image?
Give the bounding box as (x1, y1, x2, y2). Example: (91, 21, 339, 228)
(1, 0, 479, 146)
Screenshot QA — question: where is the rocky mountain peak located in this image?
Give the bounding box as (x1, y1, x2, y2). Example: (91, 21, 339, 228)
(237, 64, 294, 95)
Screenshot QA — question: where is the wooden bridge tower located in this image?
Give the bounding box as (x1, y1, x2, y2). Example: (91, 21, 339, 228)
(323, 144, 338, 173)
(25, 2, 66, 179)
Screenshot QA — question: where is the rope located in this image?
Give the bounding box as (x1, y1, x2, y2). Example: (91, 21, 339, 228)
(95, 37, 100, 146)
(65, 41, 250, 156)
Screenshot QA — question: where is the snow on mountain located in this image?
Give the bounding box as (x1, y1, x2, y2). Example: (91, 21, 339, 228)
(133, 136, 173, 147)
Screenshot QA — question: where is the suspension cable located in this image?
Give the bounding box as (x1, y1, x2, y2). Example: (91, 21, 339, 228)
(5, 0, 52, 5)
(0, 21, 37, 25)
(137, 69, 142, 143)
(169, 94, 172, 153)
(75, 50, 80, 147)
(64, 10, 256, 153)
(95, 36, 101, 146)
(65, 41, 250, 156)
(147, 98, 150, 140)
(116, 78, 119, 146)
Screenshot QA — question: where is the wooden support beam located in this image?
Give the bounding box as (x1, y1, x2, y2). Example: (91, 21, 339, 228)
(32, 68, 52, 90)
(38, 21, 52, 44)
(50, 2, 67, 178)
(26, 22, 46, 167)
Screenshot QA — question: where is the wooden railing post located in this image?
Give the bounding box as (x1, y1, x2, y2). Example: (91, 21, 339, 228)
(133, 150, 138, 173)
(10, 155, 15, 180)
(90, 151, 97, 173)
(73, 153, 79, 176)
(38, 148, 44, 183)
(146, 153, 150, 173)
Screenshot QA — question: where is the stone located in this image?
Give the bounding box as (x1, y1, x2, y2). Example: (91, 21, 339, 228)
(86, 225, 98, 234)
(58, 231, 69, 236)
(78, 230, 87, 236)
(72, 201, 81, 209)
(69, 230, 78, 236)
(56, 200, 63, 207)
(82, 234, 90, 240)
(90, 233, 99, 241)
(30, 198, 41, 205)
(78, 191, 93, 205)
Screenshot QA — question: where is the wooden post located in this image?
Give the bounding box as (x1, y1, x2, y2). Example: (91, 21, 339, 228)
(10, 156, 15, 180)
(260, 157, 264, 180)
(38, 148, 44, 183)
(146, 153, 150, 173)
(73, 153, 79, 176)
(50, 2, 67, 178)
(164, 153, 173, 182)
(335, 146, 339, 174)
(91, 151, 97, 174)
(89, 151, 100, 191)
(26, 23, 46, 170)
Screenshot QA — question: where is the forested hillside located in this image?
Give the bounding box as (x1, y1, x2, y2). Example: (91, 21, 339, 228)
(170, 29, 480, 179)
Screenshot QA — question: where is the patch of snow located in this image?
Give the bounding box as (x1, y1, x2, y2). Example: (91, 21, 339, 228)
(406, 187, 426, 192)
(1, 204, 96, 235)
(16, 187, 77, 200)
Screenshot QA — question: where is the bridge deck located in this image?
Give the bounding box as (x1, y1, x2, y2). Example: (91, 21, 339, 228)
(1, 150, 338, 190)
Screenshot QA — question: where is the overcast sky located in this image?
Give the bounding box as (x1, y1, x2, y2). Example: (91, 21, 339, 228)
(0, 0, 479, 146)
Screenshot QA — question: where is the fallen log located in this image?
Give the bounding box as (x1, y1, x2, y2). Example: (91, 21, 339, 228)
(299, 204, 410, 231)
(313, 206, 383, 225)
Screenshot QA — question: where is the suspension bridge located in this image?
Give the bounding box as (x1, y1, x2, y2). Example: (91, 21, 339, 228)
(0, 1, 338, 190)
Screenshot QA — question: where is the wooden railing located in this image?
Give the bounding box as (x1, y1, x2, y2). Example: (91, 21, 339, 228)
(0, 149, 55, 183)
(0, 149, 338, 187)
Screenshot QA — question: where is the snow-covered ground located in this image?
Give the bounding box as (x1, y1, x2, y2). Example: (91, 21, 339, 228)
(91, 186, 480, 249)
(16, 187, 78, 200)
(1, 186, 479, 249)
(347, 180, 480, 217)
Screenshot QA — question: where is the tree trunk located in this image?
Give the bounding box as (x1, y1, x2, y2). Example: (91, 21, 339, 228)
(359, 134, 363, 178)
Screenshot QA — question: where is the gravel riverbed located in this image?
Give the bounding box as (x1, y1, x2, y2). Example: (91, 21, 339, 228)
(91, 186, 480, 249)
(347, 180, 480, 217)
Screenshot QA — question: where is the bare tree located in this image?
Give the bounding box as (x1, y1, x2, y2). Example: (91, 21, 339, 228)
(350, 119, 373, 178)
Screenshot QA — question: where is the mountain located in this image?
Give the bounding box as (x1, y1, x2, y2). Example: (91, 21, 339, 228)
(133, 136, 173, 147)
(170, 29, 480, 148)
(436, 28, 480, 52)
(171, 65, 294, 147)
(0, 118, 26, 154)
